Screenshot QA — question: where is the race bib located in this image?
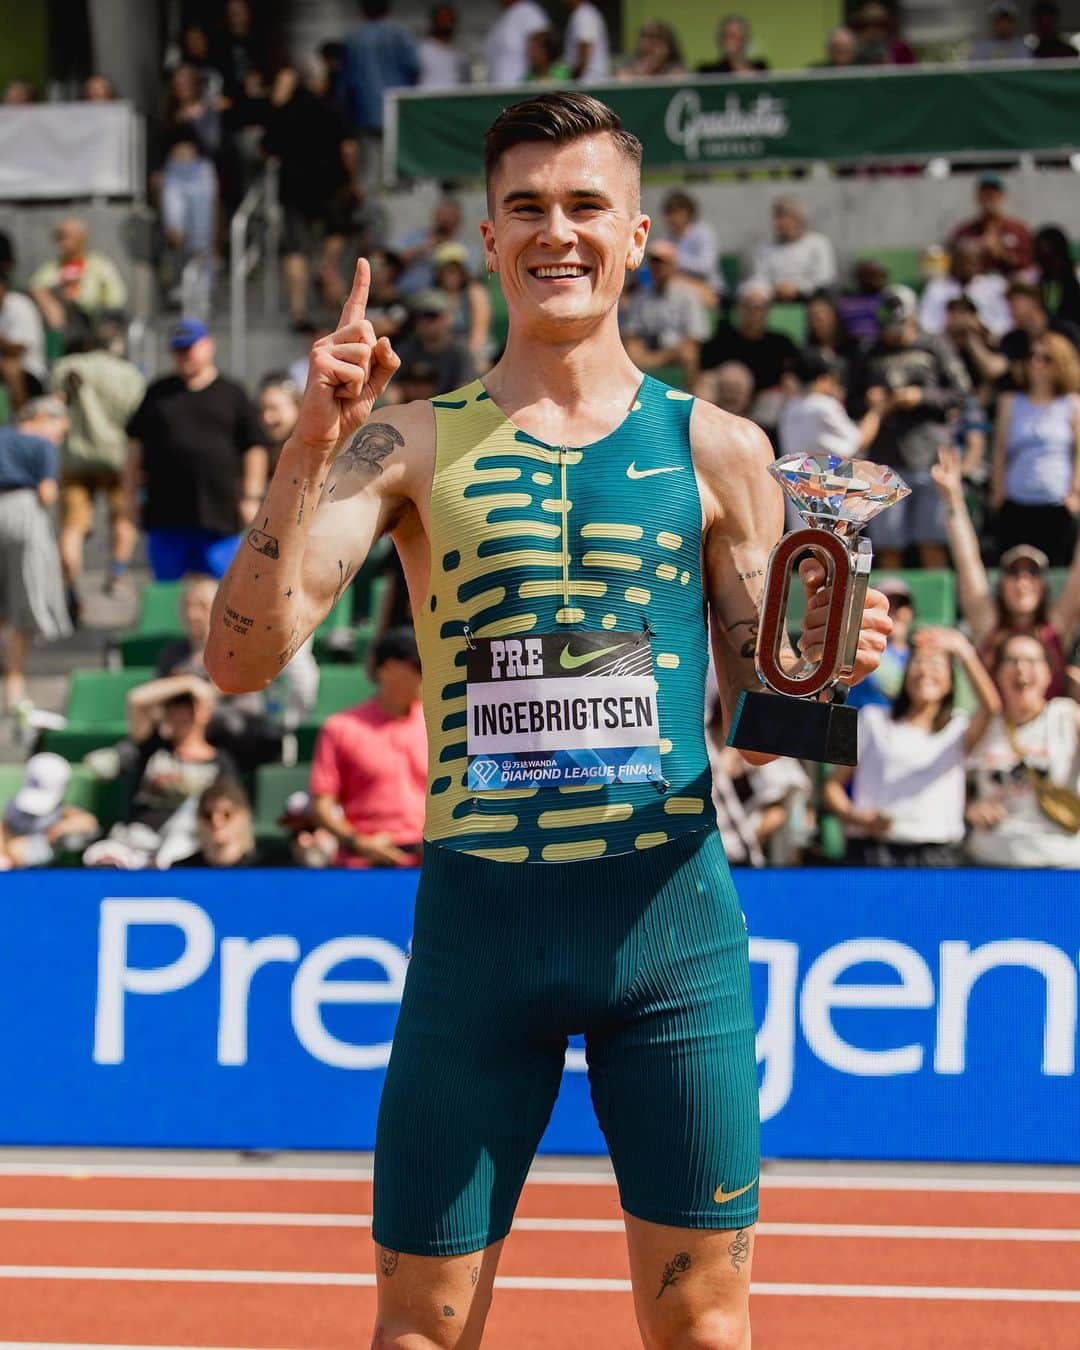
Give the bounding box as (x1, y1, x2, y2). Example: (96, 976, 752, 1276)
(465, 631, 663, 791)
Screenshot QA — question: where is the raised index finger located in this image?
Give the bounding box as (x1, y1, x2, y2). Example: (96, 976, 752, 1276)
(339, 257, 371, 328)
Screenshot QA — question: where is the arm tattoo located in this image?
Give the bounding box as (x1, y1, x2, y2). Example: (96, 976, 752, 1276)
(277, 623, 301, 668)
(222, 606, 254, 637)
(295, 477, 309, 525)
(737, 567, 764, 582)
(442, 1306, 455, 1318)
(332, 558, 356, 607)
(379, 1248, 399, 1278)
(728, 1228, 750, 1273)
(341, 421, 404, 475)
(656, 1251, 691, 1299)
(247, 527, 280, 559)
(725, 615, 760, 660)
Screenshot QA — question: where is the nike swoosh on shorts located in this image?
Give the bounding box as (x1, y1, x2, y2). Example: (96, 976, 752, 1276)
(626, 463, 685, 479)
(713, 1179, 757, 1205)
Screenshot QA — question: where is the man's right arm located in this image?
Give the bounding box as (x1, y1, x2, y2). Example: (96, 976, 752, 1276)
(205, 259, 414, 695)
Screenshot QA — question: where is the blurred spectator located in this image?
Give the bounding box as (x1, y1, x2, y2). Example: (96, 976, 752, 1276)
(750, 197, 837, 301)
(851, 2, 917, 64)
(81, 74, 117, 100)
(709, 737, 812, 867)
(1033, 225, 1080, 327)
(818, 26, 858, 66)
(432, 243, 492, 367)
(918, 237, 1011, 339)
(364, 247, 410, 340)
(618, 21, 685, 78)
(160, 66, 221, 314)
(940, 295, 993, 395)
(257, 371, 301, 472)
(278, 789, 340, 868)
(856, 284, 968, 568)
(932, 445, 1080, 697)
(396, 196, 475, 296)
(968, 281, 1080, 392)
(661, 190, 720, 294)
(949, 174, 1033, 275)
(264, 58, 357, 332)
(0, 398, 71, 712)
(837, 258, 888, 343)
(966, 633, 1080, 866)
(698, 14, 769, 75)
(621, 240, 709, 386)
(418, 4, 469, 88)
(824, 628, 1000, 866)
(343, 0, 420, 181)
(778, 350, 882, 461)
(527, 29, 572, 82)
(990, 331, 1080, 564)
(309, 627, 426, 868)
(693, 360, 754, 416)
(487, 0, 550, 85)
(126, 320, 267, 581)
(846, 575, 917, 710)
(50, 313, 145, 618)
(154, 572, 317, 766)
(804, 289, 859, 386)
(2, 80, 36, 105)
(172, 24, 226, 106)
(176, 777, 259, 868)
(85, 678, 235, 869)
(971, 1, 1032, 60)
(563, 0, 610, 80)
(699, 280, 799, 404)
(386, 290, 476, 402)
(1028, 0, 1078, 57)
(0, 753, 98, 870)
(212, 0, 279, 107)
(28, 218, 127, 339)
(0, 268, 47, 409)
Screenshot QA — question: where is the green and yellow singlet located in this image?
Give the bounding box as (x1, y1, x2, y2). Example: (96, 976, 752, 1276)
(416, 375, 713, 863)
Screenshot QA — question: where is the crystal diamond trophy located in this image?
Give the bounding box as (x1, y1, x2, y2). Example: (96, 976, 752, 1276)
(727, 454, 910, 766)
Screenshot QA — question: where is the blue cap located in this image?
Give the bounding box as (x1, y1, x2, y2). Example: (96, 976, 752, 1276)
(169, 318, 210, 350)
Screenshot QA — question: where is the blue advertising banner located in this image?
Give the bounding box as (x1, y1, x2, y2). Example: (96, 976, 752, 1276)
(1, 867, 1076, 1162)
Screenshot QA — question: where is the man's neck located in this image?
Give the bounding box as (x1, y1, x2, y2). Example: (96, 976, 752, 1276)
(376, 693, 416, 719)
(185, 366, 218, 391)
(491, 312, 643, 416)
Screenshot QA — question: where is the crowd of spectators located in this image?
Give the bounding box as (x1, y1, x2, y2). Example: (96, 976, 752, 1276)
(0, 1, 1078, 873)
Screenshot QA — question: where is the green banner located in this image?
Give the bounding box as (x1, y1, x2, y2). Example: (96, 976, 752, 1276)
(388, 63, 1080, 182)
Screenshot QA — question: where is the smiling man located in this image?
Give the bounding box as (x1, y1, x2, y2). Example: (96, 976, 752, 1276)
(206, 93, 890, 1349)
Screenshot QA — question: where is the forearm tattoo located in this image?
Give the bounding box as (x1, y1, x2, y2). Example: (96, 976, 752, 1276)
(247, 526, 280, 559)
(656, 1251, 691, 1299)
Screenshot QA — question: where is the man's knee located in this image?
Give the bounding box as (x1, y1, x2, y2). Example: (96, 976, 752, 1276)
(644, 1310, 750, 1350)
(371, 1325, 454, 1350)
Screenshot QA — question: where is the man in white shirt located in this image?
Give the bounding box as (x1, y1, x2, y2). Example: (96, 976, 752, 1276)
(0, 272, 47, 409)
(750, 196, 837, 300)
(563, 0, 610, 80)
(418, 4, 469, 88)
(778, 350, 882, 462)
(486, 0, 549, 85)
(918, 236, 1012, 339)
(621, 240, 710, 385)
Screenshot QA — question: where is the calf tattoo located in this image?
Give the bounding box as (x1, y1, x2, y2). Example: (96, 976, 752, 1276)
(728, 1229, 750, 1273)
(247, 527, 279, 559)
(380, 1248, 399, 1278)
(341, 422, 403, 475)
(656, 1251, 691, 1299)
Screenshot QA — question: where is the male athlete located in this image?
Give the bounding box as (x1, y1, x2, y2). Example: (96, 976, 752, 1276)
(207, 93, 890, 1349)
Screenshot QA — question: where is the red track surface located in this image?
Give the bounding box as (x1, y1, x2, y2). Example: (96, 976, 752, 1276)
(0, 1164, 1077, 1348)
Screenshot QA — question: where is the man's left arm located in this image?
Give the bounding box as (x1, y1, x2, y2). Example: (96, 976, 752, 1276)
(693, 403, 891, 761)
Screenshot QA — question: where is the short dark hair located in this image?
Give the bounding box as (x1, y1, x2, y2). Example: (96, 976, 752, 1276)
(1006, 279, 1043, 305)
(484, 92, 643, 199)
(198, 776, 251, 817)
(372, 625, 421, 672)
(663, 189, 697, 219)
(361, 0, 391, 18)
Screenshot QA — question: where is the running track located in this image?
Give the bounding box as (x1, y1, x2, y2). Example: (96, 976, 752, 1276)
(0, 1161, 1078, 1348)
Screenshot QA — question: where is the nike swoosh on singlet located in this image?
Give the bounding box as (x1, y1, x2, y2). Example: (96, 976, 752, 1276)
(626, 463, 684, 479)
(714, 1178, 758, 1205)
(560, 642, 627, 671)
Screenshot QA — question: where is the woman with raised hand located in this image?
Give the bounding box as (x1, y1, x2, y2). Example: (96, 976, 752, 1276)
(932, 443, 1080, 697)
(823, 626, 1001, 867)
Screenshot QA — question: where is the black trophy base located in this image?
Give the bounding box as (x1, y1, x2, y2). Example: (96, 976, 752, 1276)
(727, 689, 858, 766)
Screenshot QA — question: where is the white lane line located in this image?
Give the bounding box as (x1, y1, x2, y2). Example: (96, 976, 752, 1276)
(1, 1161, 1079, 1195)
(0, 1267, 1078, 1302)
(0, 1209, 1078, 1243)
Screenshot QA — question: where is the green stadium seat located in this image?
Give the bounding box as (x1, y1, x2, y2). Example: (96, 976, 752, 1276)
(855, 247, 924, 292)
(254, 763, 312, 828)
(294, 665, 376, 758)
(487, 272, 510, 354)
(720, 253, 740, 298)
(768, 303, 808, 346)
(134, 581, 185, 634)
(0, 384, 11, 426)
(39, 666, 156, 761)
(64, 765, 129, 831)
(117, 634, 175, 668)
(782, 569, 956, 635)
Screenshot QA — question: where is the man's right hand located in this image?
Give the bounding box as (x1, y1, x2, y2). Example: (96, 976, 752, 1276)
(349, 831, 413, 867)
(291, 257, 401, 457)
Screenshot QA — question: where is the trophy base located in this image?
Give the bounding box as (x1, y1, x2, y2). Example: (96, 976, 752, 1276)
(727, 689, 858, 766)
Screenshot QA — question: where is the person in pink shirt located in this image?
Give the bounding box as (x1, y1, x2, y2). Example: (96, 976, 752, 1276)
(309, 627, 426, 867)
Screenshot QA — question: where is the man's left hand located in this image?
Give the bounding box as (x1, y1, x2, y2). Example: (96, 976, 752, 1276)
(797, 558, 892, 685)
